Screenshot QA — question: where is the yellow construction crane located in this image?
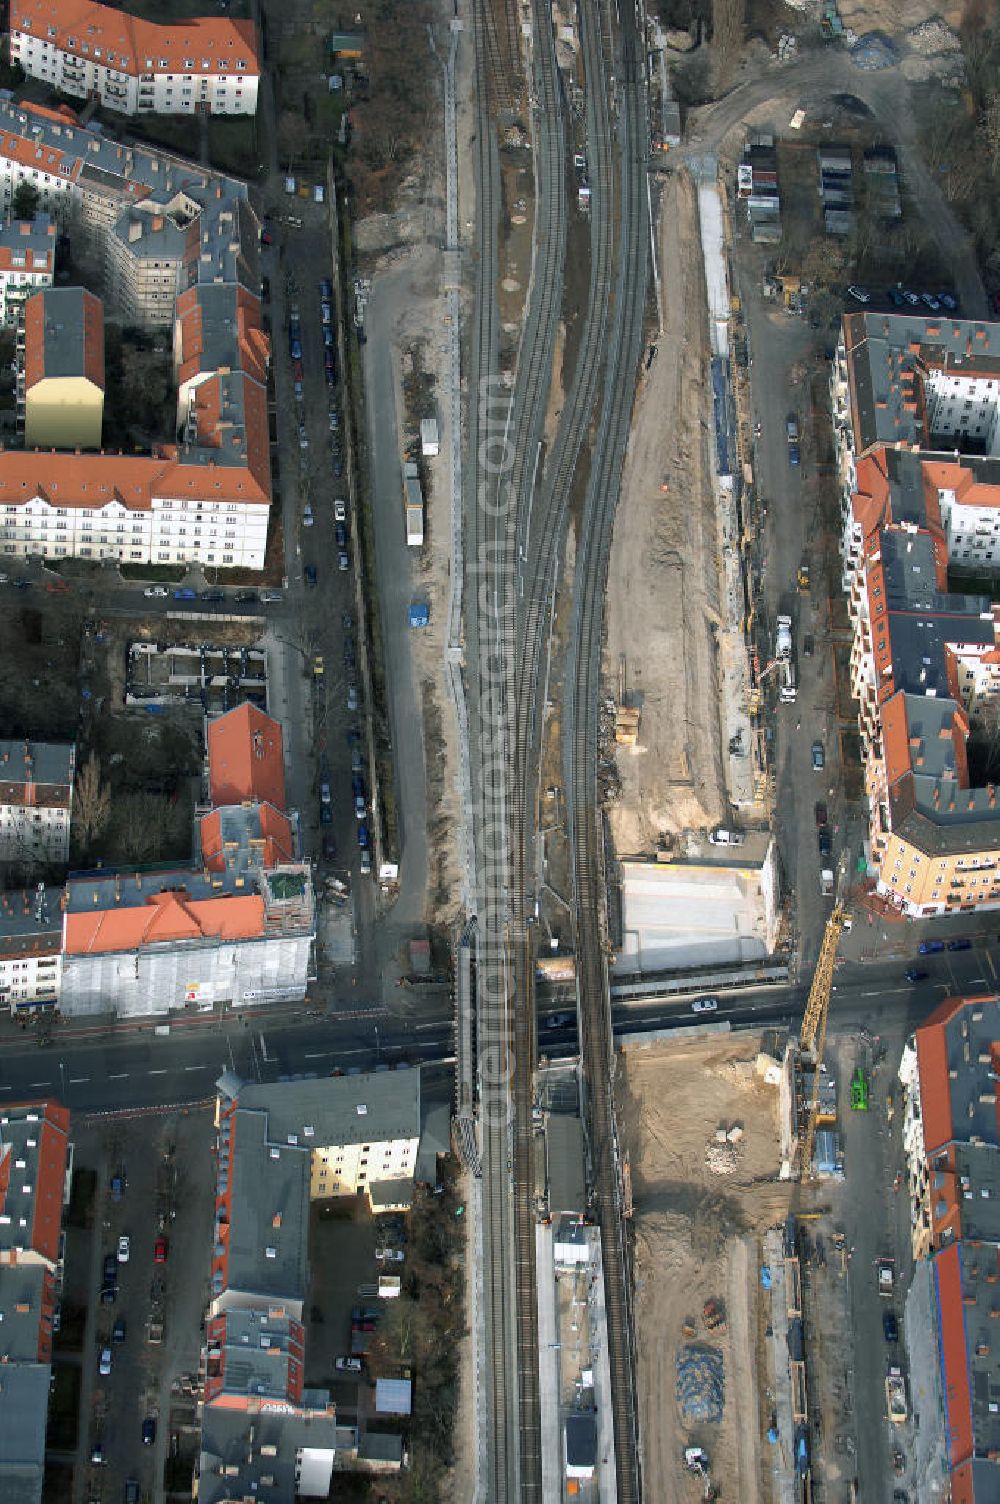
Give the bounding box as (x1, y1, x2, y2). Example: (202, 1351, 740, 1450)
(797, 903, 848, 1178)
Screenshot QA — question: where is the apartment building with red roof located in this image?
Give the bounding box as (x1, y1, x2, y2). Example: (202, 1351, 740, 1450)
(60, 704, 312, 1018)
(0, 214, 55, 326)
(898, 996, 1000, 1501)
(0, 1099, 71, 1504)
(0, 96, 271, 571)
(9, 0, 259, 117)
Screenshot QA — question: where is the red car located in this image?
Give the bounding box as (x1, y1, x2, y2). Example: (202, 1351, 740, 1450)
(153, 1236, 168, 1264)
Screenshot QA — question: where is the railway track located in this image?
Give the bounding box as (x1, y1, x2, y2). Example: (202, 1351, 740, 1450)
(466, 0, 519, 1497)
(562, 7, 650, 1502)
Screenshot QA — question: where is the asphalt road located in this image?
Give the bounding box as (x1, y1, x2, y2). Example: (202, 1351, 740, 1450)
(5, 939, 995, 1112)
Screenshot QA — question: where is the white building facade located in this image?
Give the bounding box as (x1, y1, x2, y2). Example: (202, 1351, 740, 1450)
(9, 1, 259, 117)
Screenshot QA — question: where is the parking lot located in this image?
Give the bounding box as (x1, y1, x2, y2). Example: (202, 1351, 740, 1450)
(56, 1109, 215, 1504)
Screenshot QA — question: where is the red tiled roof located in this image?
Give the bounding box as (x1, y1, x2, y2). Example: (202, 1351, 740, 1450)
(12, 0, 260, 78)
(916, 995, 968, 1152)
(207, 704, 285, 810)
(936, 1241, 974, 1468)
(64, 889, 265, 954)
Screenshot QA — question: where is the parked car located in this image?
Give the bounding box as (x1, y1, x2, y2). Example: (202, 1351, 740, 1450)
(298, 423, 309, 450)
(803, 634, 814, 657)
(329, 409, 340, 431)
(320, 801, 332, 826)
(357, 822, 370, 850)
(334, 498, 347, 522)
(818, 827, 832, 859)
(125, 1481, 140, 1504)
(319, 278, 333, 299)
(335, 521, 347, 549)
(947, 937, 972, 952)
(91, 1441, 105, 1465)
(100, 1284, 117, 1305)
(323, 327, 335, 348)
(303, 503, 314, 527)
(142, 1417, 156, 1447)
(321, 301, 332, 324)
(173, 587, 197, 601)
(322, 834, 336, 861)
(347, 683, 358, 711)
(883, 1311, 899, 1342)
(887, 287, 905, 307)
(99, 1347, 112, 1376)
(691, 997, 718, 1014)
(289, 336, 302, 361)
(117, 1235, 130, 1264)
(153, 1236, 168, 1264)
(360, 849, 372, 875)
(375, 1248, 405, 1263)
(918, 939, 945, 955)
(304, 565, 317, 587)
(354, 794, 366, 821)
(259, 590, 283, 603)
(920, 291, 941, 311)
(143, 585, 169, 598)
(335, 1356, 363, 1372)
(847, 284, 871, 303)
(103, 1254, 117, 1284)
(338, 551, 350, 571)
(333, 458, 344, 478)
(234, 590, 257, 604)
(200, 589, 224, 603)
(939, 292, 958, 311)
(811, 741, 825, 771)
(112, 1318, 126, 1343)
(786, 414, 799, 443)
(814, 802, 828, 827)
(901, 289, 920, 306)
(788, 443, 800, 467)
(351, 746, 363, 773)
(904, 967, 929, 983)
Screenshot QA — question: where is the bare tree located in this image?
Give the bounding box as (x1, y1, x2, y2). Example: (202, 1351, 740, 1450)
(74, 752, 111, 853)
(711, 0, 745, 94)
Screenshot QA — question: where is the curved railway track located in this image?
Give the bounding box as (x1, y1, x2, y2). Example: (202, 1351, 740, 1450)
(562, 9, 650, 1502)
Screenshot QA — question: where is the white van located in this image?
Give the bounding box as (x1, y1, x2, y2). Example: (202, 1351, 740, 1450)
(709, 828, 745, 847)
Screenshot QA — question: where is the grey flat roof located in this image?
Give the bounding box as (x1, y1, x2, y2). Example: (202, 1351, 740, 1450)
(0, 1363, 49, 1504)
(35, 287, 98, 382)
(224, 1109, 310, 1303)
(0, 887, 60, 949)
(547, 1112, 586, 1216)
(565, 1411, 597, 1468)
(358, 1431, 403, 1463)
(414, 1100, 450, 1185)
(0, 1266, 48, 1359)
(213, 1305, 300, 1400)
(227, 1069, 421, 1150)
(199, 1399, 336, 1504)
(0, 739, 74, 790)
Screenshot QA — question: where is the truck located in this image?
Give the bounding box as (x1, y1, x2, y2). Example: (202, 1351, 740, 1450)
(408, 603, 430, 629)
(405, 505, 424, 547)
(877, 1259, 895, 1298)
(776, 614, 792, 660)
(820, 868, 834, 897)
(779, 658, 797, 704)
(885, 1365, 907, 1423)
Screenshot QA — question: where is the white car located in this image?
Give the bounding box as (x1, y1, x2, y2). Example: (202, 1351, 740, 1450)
(143, 585, 169, 598)
(303, 504, 314, 528)
(375, 1248, 405, 1263)
(334, 498, 347, 522)
(99, 1347, 112, 1376)
(117, 1235, 130, 1264)
(691, 997, 718, 1014)
(847, 284, 871, 304)
(335, 1356, 363, 1373)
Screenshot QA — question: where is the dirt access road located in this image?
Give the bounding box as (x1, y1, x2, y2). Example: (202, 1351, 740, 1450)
(681, 45, 986, 314)
(620, 1031, 792, 1502)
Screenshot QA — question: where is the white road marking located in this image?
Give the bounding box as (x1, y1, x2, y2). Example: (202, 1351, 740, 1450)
(69, 1077, 89, 1084)
(184, 1064, 209, 1072)
(304, 1052, 329, 1059)
(108, 1073, 128, 1080)
(148, 1069, 168, 1076)
(28, 1080, 51, 1088)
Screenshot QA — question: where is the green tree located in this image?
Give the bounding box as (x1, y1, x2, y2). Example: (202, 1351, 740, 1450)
(12, 181, 40, 220)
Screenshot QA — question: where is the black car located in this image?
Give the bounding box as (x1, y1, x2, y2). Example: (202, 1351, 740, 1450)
(322, 835, 336, 862)
(142, 1417, 156, 1447)
(304, 565, 317, 587)
(335, 522, 347, 549)
(100, 1285, 116, 1305)
(904, 967, 929, 983)
(234, 590, 257, 604)
(320, 802, 332, 826)
(818, 827, 832, 859)
(883, 1311, 899, 1342)
(103, 1254, 117, 1284)
(200, 589, 225, 603)
(112, 1318, 126, 1343)
(333, 459, 343, 478)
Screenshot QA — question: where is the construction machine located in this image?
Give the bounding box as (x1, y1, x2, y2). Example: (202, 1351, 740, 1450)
(796, 902, 848, 1177)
